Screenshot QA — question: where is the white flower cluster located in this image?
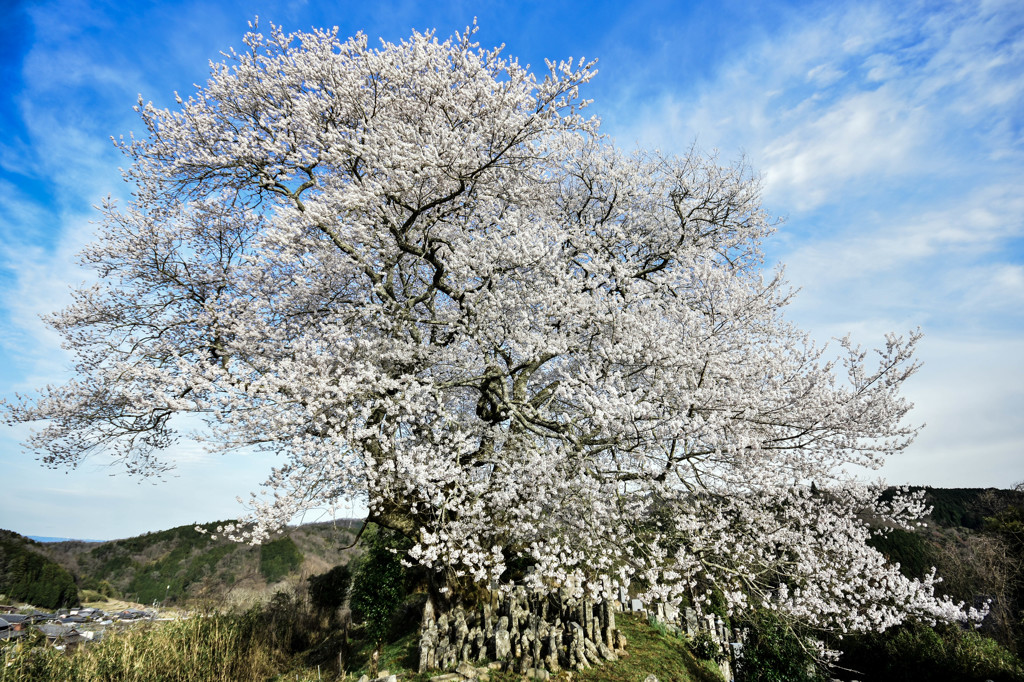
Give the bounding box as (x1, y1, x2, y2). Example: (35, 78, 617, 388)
(3, 21, 973, 646)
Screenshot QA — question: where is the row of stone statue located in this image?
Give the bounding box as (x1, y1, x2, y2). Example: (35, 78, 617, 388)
(417, 587, 627, 674)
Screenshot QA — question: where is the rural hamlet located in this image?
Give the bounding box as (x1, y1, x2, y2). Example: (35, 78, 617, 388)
(0, 605, 155, 648)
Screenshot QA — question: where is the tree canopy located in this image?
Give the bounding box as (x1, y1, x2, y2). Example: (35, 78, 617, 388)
(3, 22, 979, 646)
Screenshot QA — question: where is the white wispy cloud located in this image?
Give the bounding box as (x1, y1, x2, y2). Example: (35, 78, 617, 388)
(617, 0, 1024, 207)
(760, 87, 928, 210)
(602, 0, 1024, 486)
(783, 180, 1024, 302)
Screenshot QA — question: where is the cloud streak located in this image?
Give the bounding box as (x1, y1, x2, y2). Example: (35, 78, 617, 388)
(603, 0, 1024, 486)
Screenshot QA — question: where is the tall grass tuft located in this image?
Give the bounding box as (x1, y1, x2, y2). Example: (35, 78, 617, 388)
(0, 592, 327, 682)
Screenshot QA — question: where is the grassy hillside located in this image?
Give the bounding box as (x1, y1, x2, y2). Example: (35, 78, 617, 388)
(576, 613, 725, 682)
(32, 520, 362, 607)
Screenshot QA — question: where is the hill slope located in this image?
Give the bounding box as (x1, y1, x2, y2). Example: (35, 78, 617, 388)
(0, 529, 79, 609)
(27, 520, 362, 607)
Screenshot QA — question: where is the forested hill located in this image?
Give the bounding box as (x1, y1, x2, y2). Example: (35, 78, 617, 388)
(5, 520, 361, 608)
(869, 486, 1024, 588)
(869, 486, 1024, 583)
(842, 485, 1024, 680)
(0, 530, 79, 610)
(918, 486, 1024, 529)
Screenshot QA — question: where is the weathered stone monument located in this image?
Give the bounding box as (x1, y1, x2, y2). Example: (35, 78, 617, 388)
(417, 586, 626, 674)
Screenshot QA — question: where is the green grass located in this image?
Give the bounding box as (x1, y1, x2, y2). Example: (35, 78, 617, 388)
(345, 628, 421, 678)
(573, 613, 725, 682)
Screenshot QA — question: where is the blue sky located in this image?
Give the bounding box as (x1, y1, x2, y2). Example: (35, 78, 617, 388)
(1, 0, 1022, 540)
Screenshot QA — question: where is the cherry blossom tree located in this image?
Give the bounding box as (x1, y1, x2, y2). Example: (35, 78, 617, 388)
(4, 23, 979, 642)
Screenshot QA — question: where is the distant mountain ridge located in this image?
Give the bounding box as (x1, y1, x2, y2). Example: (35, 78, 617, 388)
(27, 536, 105, 544)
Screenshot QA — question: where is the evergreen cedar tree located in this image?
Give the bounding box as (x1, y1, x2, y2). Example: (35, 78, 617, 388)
(3, 22, 984, 656)
(0, 533, 79, 610)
